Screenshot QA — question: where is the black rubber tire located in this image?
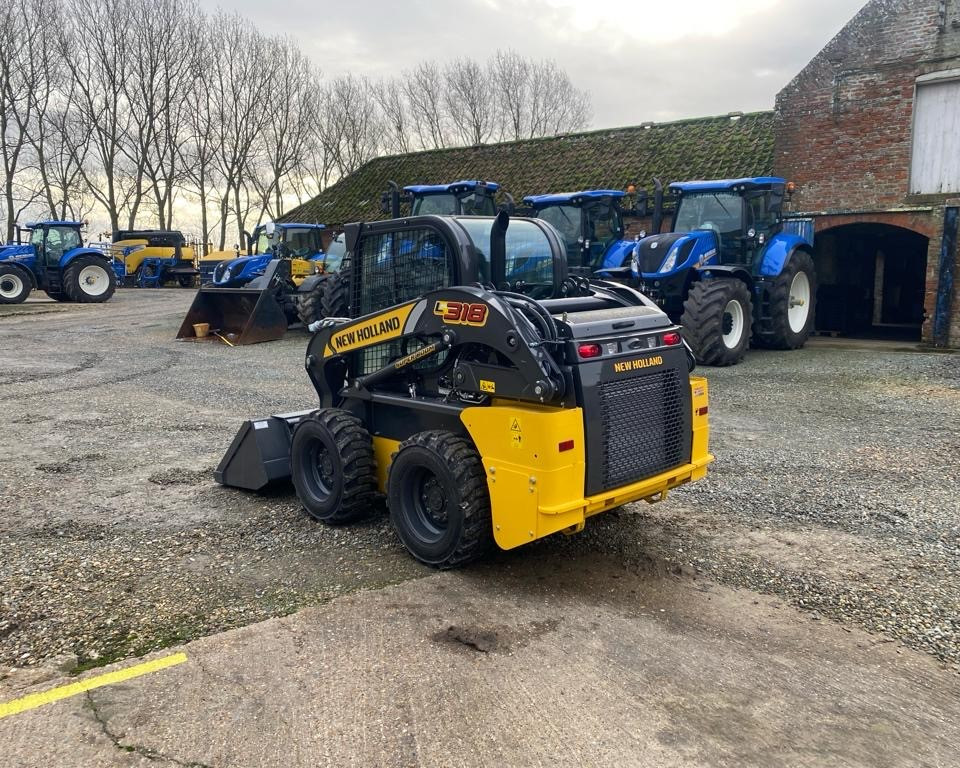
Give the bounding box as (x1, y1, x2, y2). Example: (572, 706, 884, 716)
(320, 267, 351, 318)
(177, 275, 196, 288)
(290, 409, 377, 525)
(680, 279, 752, 366)
(755, 250, 817, 350)
(0, 264, 32, 304)
(296, 268, 351, 326)
(387, 431, 493, 569)
(63, 256, 116, 303)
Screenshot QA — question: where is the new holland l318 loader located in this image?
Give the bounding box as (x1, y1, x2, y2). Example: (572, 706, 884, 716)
(215, 213, 713, 567)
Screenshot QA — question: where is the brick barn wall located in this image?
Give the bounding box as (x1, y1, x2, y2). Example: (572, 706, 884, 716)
(774, 0, 960, 344)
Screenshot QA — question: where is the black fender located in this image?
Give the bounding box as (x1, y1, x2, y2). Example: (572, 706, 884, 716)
(296, 273, 329, 294)
(2, 261, 37, 289)
(695, 264, 754, 289)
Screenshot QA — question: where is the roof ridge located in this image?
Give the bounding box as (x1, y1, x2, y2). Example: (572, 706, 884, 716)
(363, 110, 775, 165)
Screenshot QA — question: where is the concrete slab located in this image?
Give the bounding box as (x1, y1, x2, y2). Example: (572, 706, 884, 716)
(2, 553, 957, 767)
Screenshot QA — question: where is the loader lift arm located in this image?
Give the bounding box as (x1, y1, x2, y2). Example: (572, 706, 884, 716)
(306, 286, 568, 411)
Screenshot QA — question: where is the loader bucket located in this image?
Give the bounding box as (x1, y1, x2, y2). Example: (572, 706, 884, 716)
(176, 259, 294, 345)
(176, 286, 288, 344)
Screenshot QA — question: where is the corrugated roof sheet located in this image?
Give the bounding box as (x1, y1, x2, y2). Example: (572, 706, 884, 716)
(282, 111, 775, 226)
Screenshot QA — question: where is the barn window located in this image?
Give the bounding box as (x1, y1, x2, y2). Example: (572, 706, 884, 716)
(910, 70, 960, 195)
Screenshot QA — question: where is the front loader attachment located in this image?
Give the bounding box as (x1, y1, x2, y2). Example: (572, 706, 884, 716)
(176, 259, 291, 345)
(214, 411, 311, 490)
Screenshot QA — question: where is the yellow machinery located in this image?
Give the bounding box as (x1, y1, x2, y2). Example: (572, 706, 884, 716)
(113, 229, 198, 287)
(214, 214, 712, 566)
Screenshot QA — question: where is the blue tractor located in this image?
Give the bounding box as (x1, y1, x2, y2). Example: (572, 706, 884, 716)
(630, 177, 816, 366)
(0, 221, 118, 305)
(522, 188, 650, 276)
(381, 179, 503, 218)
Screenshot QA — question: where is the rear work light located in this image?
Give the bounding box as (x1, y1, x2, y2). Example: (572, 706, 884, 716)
(578, 343, 602, 358)
(662, 332, 682, 346)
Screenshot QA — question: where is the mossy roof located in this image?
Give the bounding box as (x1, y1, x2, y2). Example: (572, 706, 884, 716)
(282, 110, 775, 226)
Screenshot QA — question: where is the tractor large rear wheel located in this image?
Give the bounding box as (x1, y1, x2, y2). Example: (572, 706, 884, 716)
(290, 409, 377, 525)
(756, 251, 816, 349)
(63, 256, 116, 303)
(296, 268, 351, 327)
(680, 279, 752, 366)
(0, 264, 31, 304)
(387, 431, 492, 569)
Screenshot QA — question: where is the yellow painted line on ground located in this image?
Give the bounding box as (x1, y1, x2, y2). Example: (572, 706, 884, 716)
(0, 652, 188, 720)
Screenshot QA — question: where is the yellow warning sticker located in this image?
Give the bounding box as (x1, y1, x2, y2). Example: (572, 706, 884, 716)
(480, 379, 496, 393)
(510, 418, 522, 433)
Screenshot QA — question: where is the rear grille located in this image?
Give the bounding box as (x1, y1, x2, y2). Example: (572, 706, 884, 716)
(597, 369, 685, 490)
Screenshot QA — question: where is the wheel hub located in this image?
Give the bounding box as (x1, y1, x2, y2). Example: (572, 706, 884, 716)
(420, 478, 447, 525)
(721, 298, 745, 350)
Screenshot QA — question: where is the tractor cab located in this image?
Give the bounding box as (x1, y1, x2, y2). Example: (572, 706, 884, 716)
(522, 190, 634, 275)
(249, 222, 326, 260)
(381, 180, 501, 219)
(26, 221, 85, 267)
(667, 177, 786, 267)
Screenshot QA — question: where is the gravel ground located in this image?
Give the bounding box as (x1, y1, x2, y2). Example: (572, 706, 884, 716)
(0, 291, 958, 673)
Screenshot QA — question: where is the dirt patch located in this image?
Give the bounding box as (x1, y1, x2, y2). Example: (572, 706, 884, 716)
(432, 618, 560, 654)
(36, 452, 106, 474)
(148, 468, 213, 487)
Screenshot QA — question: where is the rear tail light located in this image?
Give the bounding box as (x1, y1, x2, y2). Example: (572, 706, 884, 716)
(558, 439, 575, 452)
(663, 332, 682, 346)
(578, 343, 602, 358)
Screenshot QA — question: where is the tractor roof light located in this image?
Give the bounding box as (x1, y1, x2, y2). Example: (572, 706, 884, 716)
(786, 181, 797, 194)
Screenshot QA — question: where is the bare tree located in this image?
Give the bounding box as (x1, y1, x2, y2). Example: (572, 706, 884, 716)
(60, 0, 140, 234)
(319, 74, 381, 179)
(402, 62, 448, 150)
(0, 0, 55, 240)
(122, 0, 199, 229)
(250, 38, 319, 221)
(527, 58, 591, 138)
(444, 59, 494, 146)
(489, 50, 530, 142)
(206, 13, 278, 248)
(372, 78, 411, 155)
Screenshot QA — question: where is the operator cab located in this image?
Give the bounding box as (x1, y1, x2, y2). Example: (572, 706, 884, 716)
(250, 223, 325, 258)
(523, 191, 626, 273)
(405, 180, 500, 217)
(27, 222, 84, 266)
(670, 177, 786, 266)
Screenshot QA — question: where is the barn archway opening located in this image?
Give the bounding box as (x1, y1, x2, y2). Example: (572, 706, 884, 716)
(812, 223, 928, 341)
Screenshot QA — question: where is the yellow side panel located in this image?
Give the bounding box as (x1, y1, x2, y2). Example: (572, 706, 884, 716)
(371, 437, 400, 494)
(114, 240, 196, 273)
(689, 376, 711, 478)
(460, 404, 587, 550)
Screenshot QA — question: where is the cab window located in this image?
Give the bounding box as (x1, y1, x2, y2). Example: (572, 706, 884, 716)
(584, 202, 622, 266)
(459, 192, 496, 216)
(536, 205, 581, 267)
(283, 228, 318, 258)
(412, 193, 457, 215)
(456, 217, 555, 286)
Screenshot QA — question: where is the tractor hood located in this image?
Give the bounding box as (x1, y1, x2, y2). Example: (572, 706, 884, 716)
(631, 231, 718, 279)
(212, 254, 269, 285)
(0, 244, 34, 261)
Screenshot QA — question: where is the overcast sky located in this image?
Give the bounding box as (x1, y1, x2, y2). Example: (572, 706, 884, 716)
(201, 0, 866, 128)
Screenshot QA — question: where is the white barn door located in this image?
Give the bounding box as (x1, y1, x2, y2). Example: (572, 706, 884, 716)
(910, 77, 960, 195)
